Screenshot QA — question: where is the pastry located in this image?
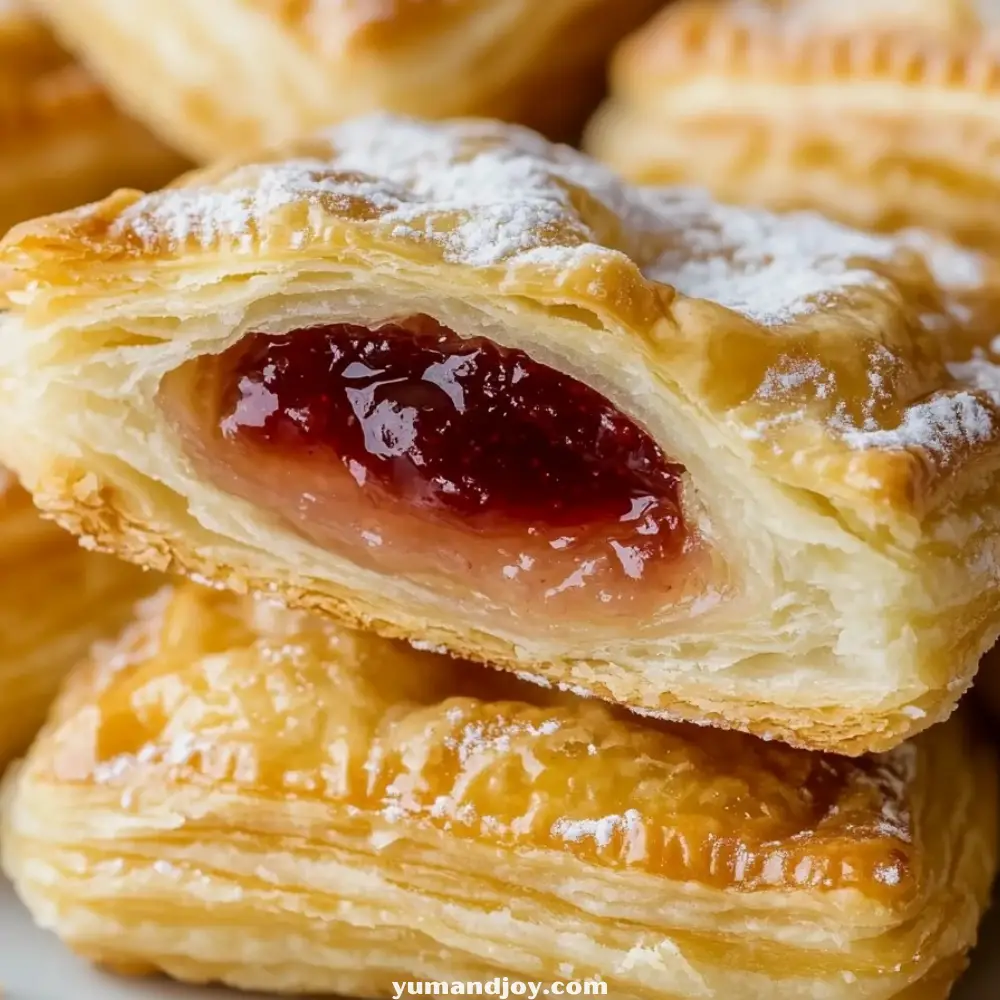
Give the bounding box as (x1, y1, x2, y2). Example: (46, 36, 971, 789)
(585, 0, 1000, 250)
(0, 0, 187, 236)
(2, 582, 995, 998)
(2, 115, 1000, 755)
(26, 0, 666, 161)
(0, 471, 158, 768)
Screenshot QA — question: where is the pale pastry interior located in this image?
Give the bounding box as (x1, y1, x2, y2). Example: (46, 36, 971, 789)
(585, 0, 1000, 250)
(3, 117, 1000, 753)
(2, 582, 996, 998)
(0, 471, 160, 768)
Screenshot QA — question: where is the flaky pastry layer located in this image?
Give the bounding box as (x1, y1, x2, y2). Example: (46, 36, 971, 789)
(27, 0, 664, 160)
(0, 0, 187, 235)
(0, 472, 160, 767)
(2, 583, 996, 998)
(585, 0, 1000, 250)
(3, 117, 1000, 752)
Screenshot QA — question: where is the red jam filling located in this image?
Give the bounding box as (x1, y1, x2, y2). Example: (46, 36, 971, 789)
(163, 317, 703, 629)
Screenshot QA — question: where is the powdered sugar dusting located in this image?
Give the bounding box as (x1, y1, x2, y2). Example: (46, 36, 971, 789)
(948, 351, 1000, 405)
(552, 809, 642, 849)
(865, 741, 917, 842)
(110, 114, 990, 338)
(642, 189, 896, 326)
(844, 392, 994, 454)
(114, 114, 643, 269)
(898, 228, 986, 290)
(448, 716, 561, 764)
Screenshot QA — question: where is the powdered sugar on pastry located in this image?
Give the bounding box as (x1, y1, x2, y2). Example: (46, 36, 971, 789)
(90, 113, 1000, 467)
(844, 392, 995, 454)
(109, 115, 990, 335)
(115, 115, 642, 268)
(642, 189, 896, 325)
(948, 353, 1000, 404)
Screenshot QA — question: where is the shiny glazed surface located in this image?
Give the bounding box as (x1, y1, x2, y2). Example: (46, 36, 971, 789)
(46, 584, 921, 901)
(162, 318, 707, 631)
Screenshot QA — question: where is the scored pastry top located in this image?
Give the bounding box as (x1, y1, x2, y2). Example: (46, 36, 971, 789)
(615, 0, 1000, 89)
(726, 0, 996, 30)
(40, 583, 922, 902)
(4, 114, 1000, 529)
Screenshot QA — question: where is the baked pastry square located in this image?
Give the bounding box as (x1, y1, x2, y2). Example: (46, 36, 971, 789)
(2, 583, 995, 998)
(0, 472, 159, 768)
(2, 115, 1000, 754)
(0, 0, 187, 235)
(26, 0, 665, 161)
(585, 0, 1000, 250)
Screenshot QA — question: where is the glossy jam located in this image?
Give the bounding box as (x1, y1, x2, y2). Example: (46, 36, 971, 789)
(162, 317, 708, 629)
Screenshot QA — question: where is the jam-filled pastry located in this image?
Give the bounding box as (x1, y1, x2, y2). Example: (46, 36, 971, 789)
(3, 116, 1000, 755)
(0, 0, 186, 235)
(585, 0, 1000, 249)
(0, 472, 158, 768)
(2, 584, 995, 998)
(26, 0, 665, 161)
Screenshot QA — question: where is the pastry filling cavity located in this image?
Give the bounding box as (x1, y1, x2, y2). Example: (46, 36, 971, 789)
(164, 316, 702, 627)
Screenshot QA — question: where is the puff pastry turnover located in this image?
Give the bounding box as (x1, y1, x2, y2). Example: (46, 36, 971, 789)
(3, 116, 1000, 754)
(2, 583, 996, 998)
(585, 0, 1000, 250)
(26, 0, 665, 161)
(0, 471, 158, 768)
(0, 0, 186, 236)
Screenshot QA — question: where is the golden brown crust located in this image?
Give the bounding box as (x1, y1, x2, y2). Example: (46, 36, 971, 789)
(2, 117, 1000, 753)
(4, 120, 1000, 527)
(2, 583, 996, 996)
(0, 472, 162, 767)
(0, 0, 187, 234)
(585, 0, 1000, 250)
(29, 0, 665, 160)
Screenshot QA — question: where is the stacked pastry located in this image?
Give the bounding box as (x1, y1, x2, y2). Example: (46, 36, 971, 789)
(0, 0, 181, 769)
(0, 2, 999, 999)
(0, 0, 676, 781)
(585, 0, 1000, 249)
(0, 109, 998, 998)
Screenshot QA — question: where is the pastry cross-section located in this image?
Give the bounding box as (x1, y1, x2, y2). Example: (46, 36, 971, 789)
(2, 116, 1000, 753)
(26, 0, 665, 160)
(0, 0, 186, 235)
(2, 583, 996, 998)
(0, 472, 161, 768)
(585, 0, 1000, 250)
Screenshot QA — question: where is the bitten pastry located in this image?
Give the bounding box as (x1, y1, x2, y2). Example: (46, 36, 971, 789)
(585, 0, 1000, 250)
(26, 0, 665, 161)
(0, 0, 186, 235)
(0, 472, 158, 768)
(3, 116, 1000, 754)
(2, 584, 996, 998)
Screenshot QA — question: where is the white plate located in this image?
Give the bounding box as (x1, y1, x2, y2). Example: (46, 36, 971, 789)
(1, 877, 998, 999)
